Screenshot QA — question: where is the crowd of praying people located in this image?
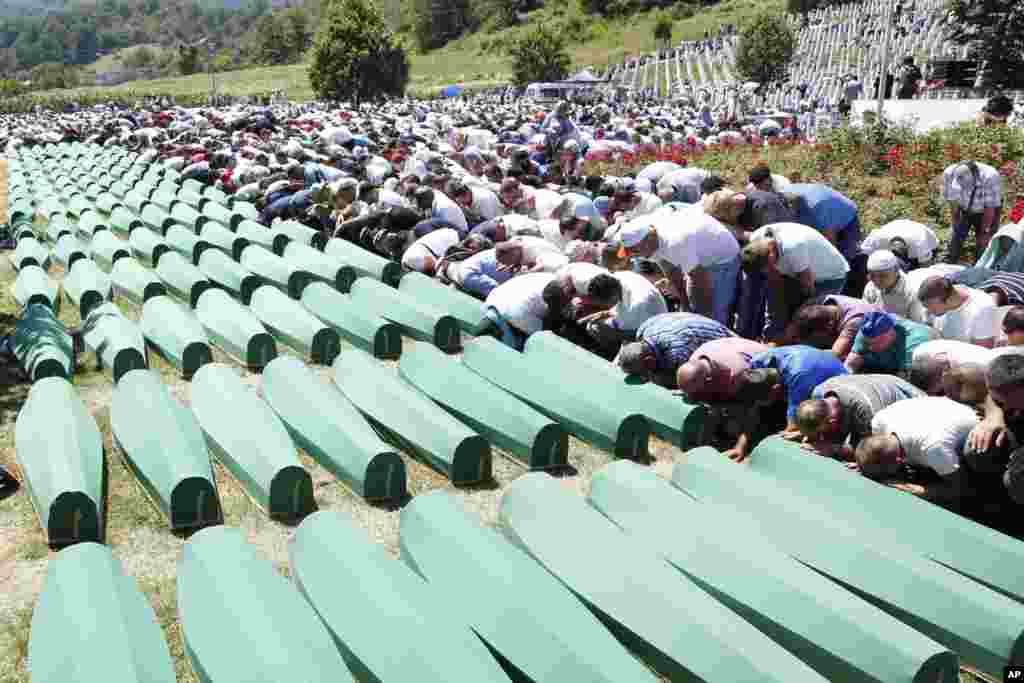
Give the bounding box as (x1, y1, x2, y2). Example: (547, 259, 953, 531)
(1, 92, 1023, 538)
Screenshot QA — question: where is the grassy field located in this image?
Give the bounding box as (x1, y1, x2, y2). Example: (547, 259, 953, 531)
(32, 0, 779, 101)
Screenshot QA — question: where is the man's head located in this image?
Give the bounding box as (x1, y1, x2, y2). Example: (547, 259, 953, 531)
(617, 221, 658, 259)
(855, 434, 903, 480)
(450, 181, 473, 210)
(703, 189, 745, 225)
(917, 275, 956, 317)
(909, 352, 951, 395)
(587, 273, 623, 309)
(675, 359, 711, 399)
(1003, 306, 1024, 346)
(734, 367, 783, 405)
(617, 340, 658, 379)
(499, 177, 523, 208)
(988, 353, 1024, 420)
(747, 163, 773, 192)
(795, 397, 842, 445)
(788, 304, 838, 347)
(413, 186, 435, 212)
(541, 278, 573, 324)
(740, 237, 777, 275)
(700, 175, 726, 195)
(942, 362, 989, 407)
(858, 311, 898, 353)
(495, 240, 524, 268)
(866, 249, 901, 291)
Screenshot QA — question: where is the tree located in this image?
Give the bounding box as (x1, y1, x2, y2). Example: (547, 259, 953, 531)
(413, 0, 473, 50)
(308, 0, 409, 103)
(281, 7, 309, 57)
(653, 10, 672, 49)
(178, 43, 200, 75)
(947, 0, 1024, 90)
(734, 10, 795, 84)
(508, 23, 570, 86)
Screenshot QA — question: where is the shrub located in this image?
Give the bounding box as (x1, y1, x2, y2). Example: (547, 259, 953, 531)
(734, 9, 795, 84)
(507, 23, 570, 86)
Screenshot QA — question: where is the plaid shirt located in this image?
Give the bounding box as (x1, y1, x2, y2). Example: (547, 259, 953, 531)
(942, 162, 1003, 213)
(637, 313, 734, 372)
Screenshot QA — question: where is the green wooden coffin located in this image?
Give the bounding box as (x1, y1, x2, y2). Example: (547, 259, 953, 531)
(462, 337, 650, 460)
(9, 200, 34, 225)
(499, 472, 828, 683)
(249, 285, 339, 365)
(273, 219, 326, 251)
(140, 296, 212, 378)
(65, 259, 112, 318)
(165, 225, 212, 266)
(81, 303, 148, 384)
(13, 303, 74, 381)
(108, 181, 130, 200)
(78, 210, 109, 239)
(323, 238, 403, 287)
(671, 448, 1024, 678)
(203, 185, 229, 206)
(174, 189, 205, 209)
(14, 265, 60, 312)
(263, 356, 406, 501)
(398, 272, 493, 335)
(333, 349, 491, 485)
(290, 511, 510, 682)
(747, 437, 1024, 603)
(197, 249, 261, 305)
(140, 204, 177, 235)
(155, 251, 213, 308)
(53, 234, 88, 271)
(109, 206, 142, 235)
(45, 215, 72, 244)
(240, 245, 317, 299)
(90, 230, 131, 272)
(15, 377, 104, 546)
(67, 195, 92, 218)
(111, 257, 166, 306)
(95, 193, 122, 214)
(112, 369, 222, 530)
(231, 200, 260, 222)
(133, 180, 158, 198)
(200, 222, 250, 261)
(195, 288, 276, 369)
(11, 236, 49, 270)
(123, 190, 149, 216)
(590, 461, 958, 683)
(39, 196, 67, 220)
(128, 227, 171, 268)
(237, 219, 287, 254)
(177, 526, 352, 682)
(202, 201, 242, 229)
(523, 331, 708, 448)
(282, 241, 356, 293)
(28, 543, 175, 683)
(300, 283, 401, 359)
(180, 178, 202, 195)
(399, 491, 661, 683)
(350, 277, 460, 352)
(148, 190, 177, 213)
(169, 201, 209, 233)
(190, 365, 315, 519)
(13, 223, 36, 242)
(399, 343, 567, 470)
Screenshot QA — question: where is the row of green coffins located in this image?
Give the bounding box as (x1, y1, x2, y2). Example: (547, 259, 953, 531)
(26, 455, 1024, 682)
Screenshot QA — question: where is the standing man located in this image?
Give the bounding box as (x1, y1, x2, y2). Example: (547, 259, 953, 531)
(942, 161, 1003, 263)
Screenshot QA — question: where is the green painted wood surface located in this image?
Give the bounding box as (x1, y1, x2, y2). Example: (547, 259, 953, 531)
(323, 238, 403, 286)
(237, 219, 288, 254)
(13, 224, 35, 243)
(112, 370, 222, 530)
(180, 178, 203, 195)
(95, 193, 122, 214)
(523, 332, 708, 448)
(232, 200, 260, 222)
(141, 204, 178, 235)
(398, 272, 493, 335)
(39, 196, 66, 220)
(291, 511, 511, 682)
(399, 343, 568, 470)
(12, 236, 49, 270)
(262, 356, 406, 502)
(190, 364, 314, 519)
(64, 258, 112, 318)
(350, 277, 461, 352)
(202, 201, 242, 229)
(178, 526, 352, 682)
(499, 472, 828, 682)
(78, 210, 109, 239)
(282, 241, 356, 293)
(462, 337, 649, 460)
(46, 215, 72, 244)
(748, 437, 1024, 604)
(195, 288, 276, 370)
(53, 234, 88, 271)
(90, 229, 131, 272)
(399, 490, 661, 683)
(670, 448, 1024, 678)
(82, 303, 148, 384)
(111, 257, 166, 306)
(29, 543, 175, 683)
(68, 195, 92, 218)
(170, 202, 209, 233)
(203, 185, 229, 206)
(249, 285, 339, 365)
(274, 219, 326, 251)
(197, 248, 261, 305)
(14, 264, 60, 312)
(140, 296, 212, 379)
(15, 377, 104, 547)
(109, 207, 141, 235)
(240, 245, 317, 299)
(300, 283, 401, 359)
(155, 251, 213, 308)
(149, 190, 177, 212)
(128, 226, 171, 268)
(199, 222, 250, 262)
(333, 349, 491, 485)
(175, 189, 206, 210)
(589, 461, 958, 682)
(123, 191, 149, 216)
(13, 303, 73, 381)
(165, 225, 212, 266)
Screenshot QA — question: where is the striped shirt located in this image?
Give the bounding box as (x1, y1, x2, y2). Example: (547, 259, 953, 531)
(978, 272, 1024, 306)
(636, 312, 734, 373)
(942, 162, 1003, 213)
(812, 374, 925, 448)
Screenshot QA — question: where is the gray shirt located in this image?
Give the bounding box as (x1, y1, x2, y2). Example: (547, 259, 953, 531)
(812, 374, 925, 448)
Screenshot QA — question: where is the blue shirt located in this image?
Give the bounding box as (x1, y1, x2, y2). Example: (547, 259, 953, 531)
(787, 184, 858, 231)
(637, 313, 733, 372)
(750, 345, 848, 419)
(459, 249, 512, 297)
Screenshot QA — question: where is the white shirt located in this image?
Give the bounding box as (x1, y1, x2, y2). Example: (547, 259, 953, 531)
(500, 214, 545, 238)
(469, 187, 502, 221)
(863, 265, 964, 324)
(752, 222, 850, 282)
(556, 262, 608, 297)
(508, 236, 568, 272)
(530, 189, 564, 221)
(485, 272, 555, 335)
(401, 228, 460, 273)
(932, 287, 999, 343)
(653, 207, 739, 274)
(871, 397, 976, 476)
(860, 219, 939, 262)
(431, 191, 468, 232)
(911, 339, 996, 368)
(613, 271, 668, 331)
(621, 192, 664, 222)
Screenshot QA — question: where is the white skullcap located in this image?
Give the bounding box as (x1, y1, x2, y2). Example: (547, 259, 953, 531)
(867, 249, 900, 272)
